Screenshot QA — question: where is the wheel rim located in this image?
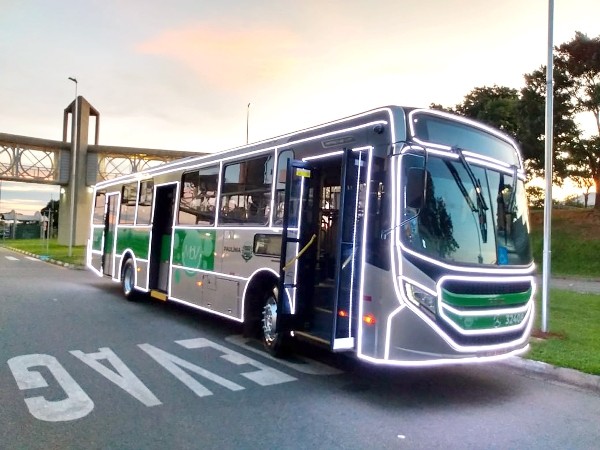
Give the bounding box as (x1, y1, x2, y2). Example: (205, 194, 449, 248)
(262, 292, 278, 346)
(123, 264, 134, 295)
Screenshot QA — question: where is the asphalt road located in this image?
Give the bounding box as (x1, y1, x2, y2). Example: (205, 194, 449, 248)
(1, 247, 599, 449)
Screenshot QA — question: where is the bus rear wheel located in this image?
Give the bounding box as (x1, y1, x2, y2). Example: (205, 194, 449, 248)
(121, 259, 138, 301)
(261, 286, 287, 356)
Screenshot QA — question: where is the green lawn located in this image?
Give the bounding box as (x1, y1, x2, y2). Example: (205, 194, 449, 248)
(528, 289, 600, 375)
(0, 238, 85, 266)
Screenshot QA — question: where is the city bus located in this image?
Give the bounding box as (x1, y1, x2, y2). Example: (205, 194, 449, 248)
(87, 106, 535, 366)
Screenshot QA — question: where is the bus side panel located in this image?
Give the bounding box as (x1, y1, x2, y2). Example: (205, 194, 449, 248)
(89, 226, 104, 274)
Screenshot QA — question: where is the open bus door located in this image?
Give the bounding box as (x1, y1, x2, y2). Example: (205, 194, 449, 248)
(102, 193, 119, 277)
(330, 147, 370, 351)
(277, 160, 320, 334)
(277, 148, 370, 352)
(148, 183, 177, 297)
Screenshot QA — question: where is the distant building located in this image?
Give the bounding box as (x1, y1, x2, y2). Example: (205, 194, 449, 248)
(0, 210, 47, 239)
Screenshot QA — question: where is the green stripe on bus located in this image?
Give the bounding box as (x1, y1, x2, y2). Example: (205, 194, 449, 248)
(92, 228, 104, 251)
(172, 229, 216, 271)
(443, 310, 527, 331)
(441, 288, 531, 308)
(115, 228, 151, 259)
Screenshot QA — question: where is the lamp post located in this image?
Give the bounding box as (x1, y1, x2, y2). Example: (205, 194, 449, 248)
(246, 102, 250, 144)
(541, 0, 554, 333)
(68, 77, 78, 258)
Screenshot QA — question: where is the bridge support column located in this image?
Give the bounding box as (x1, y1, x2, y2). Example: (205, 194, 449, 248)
(58, 96, 99, 247)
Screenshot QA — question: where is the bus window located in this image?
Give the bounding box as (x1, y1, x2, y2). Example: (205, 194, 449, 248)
(179, 165, 219, 226)
(93, 191, 106, 224)
(136, 180, 154, 225)
(220, 155, 272, 225)
(119, 183, 137, 224)
(274, 149, 294, 224)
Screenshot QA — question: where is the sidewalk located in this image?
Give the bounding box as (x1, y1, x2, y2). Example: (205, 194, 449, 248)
(550, 276, 600, 294)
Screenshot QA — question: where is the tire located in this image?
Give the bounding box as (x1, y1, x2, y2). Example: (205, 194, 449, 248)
(261, 286, 288, 357)
(121, 259, 138, 301)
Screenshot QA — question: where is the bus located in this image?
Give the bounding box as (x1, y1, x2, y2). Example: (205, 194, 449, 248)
(87, 106, 535, 366)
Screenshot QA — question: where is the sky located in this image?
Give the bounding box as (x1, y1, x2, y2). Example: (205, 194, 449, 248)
(1, 0, 599, 214)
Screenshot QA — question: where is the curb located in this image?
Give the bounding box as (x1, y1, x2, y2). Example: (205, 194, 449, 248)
(500, 356, 600, 394)
(3, 246, 85, 270)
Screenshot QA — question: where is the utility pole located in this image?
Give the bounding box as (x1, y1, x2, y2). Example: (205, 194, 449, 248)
(246, 102, 251, 144)
(541, 0, 554, 333)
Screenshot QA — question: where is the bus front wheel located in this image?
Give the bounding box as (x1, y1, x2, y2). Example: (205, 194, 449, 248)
(121, 259, 138, 301)
(261, 286, 287, 356)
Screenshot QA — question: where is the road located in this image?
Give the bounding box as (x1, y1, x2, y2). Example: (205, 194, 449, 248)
(1, 247, 599, 449)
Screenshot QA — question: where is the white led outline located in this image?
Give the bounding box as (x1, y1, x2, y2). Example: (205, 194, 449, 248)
(398, 274, 535, 349)
(439, 303, 532, 336)
(355, 147, 373, 351)
(93, 118, 388, 190)
(394, 153, 535, 275)
(407, 108, 524, 169)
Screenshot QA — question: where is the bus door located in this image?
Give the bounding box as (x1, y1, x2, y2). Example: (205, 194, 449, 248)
(331, 147, 370, 351)
(277, 160, 320, 333)
(149, 183, 177, 294)
(102, 193, 119, 277)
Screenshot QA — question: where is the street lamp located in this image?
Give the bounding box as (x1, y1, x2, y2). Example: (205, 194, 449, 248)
(68, 77, 78, 257)
(246, 102, 250, 144)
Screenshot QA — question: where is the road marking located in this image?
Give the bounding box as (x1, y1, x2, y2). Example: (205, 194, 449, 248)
(225, 335, 344, 376)
(5, 256, 19, 261)
(177, 338, 297, 386)
(71, 347, 162, 407)
(7, 354, 95, 422)
(139, 343, 245, 397)
(25, 256, 40, 262)
(8, 337, 303, 422)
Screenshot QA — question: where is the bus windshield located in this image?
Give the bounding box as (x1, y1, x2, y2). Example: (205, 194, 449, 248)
(402, 154, 532, 266)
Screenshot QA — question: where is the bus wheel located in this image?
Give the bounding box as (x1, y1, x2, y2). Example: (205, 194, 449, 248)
(261, 286, 287, 356)
(121, 259, 137, 301)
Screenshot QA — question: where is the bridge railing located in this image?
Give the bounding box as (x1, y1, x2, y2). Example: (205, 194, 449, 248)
(0, 132, 201, 185)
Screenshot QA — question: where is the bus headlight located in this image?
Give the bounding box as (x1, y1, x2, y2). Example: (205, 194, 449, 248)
(404, 282, 437, 315)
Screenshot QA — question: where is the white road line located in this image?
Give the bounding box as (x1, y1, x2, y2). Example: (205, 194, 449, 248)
(5, 256, 19, 261)
(25, 256, 40, 262)
(225, 335, 344, 376)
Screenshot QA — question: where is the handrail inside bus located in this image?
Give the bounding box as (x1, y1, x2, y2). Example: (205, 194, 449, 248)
(283, 234, 317, 271)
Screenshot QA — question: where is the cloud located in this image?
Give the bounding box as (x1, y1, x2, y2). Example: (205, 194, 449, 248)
(135, 23, 301, 91)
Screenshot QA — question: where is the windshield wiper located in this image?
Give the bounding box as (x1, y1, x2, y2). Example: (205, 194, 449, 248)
(448, 147, 489, 245)
(451, 147, 489, 213)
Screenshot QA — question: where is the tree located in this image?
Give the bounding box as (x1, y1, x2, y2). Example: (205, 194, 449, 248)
(571, 172, 595, 208)
(519, 62, 579, 182)
(454, 85, 521, 137)
(41, 199, 59, 237)
(554, 32, 600, 208)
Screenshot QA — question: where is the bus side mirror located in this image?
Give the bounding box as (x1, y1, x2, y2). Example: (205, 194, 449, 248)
(406, 167, 426, 209)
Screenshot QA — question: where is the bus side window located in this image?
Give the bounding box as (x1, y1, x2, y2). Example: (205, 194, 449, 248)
(274, 149, 293, 225)
(93, 191, 106, 224)
(220, 155, 273, 226)
(179, 165, 219, 226)
(136, 180, 154, 225)
(119, 182, 137, 225)
(365, 157, 390, 271)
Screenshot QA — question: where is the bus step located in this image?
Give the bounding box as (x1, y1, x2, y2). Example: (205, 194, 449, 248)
(150, 290, 168, 301)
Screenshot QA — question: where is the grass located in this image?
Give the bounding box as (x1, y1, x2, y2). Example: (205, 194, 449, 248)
(529, 289, 600, 375)
(0, 238, 86, 266)
(530, 209, 600, 278)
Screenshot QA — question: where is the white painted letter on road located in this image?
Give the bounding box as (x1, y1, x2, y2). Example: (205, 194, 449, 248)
(138, 343, 245, 397)
(70, 347, 161, 407)
(7, 354, 94, 422)
(176, 338, 297, 386)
